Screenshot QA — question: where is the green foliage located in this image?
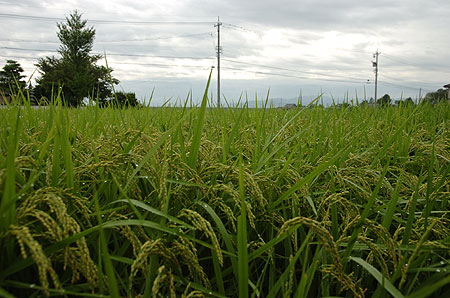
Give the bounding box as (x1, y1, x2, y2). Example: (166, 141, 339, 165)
(0, 60, 26, 94)
(377, 93, 392, 105)
(104, 91, 140, 107)
(396, 97, 415, 106)
(35, 11, 118, 106)
(424, 87, 449, 104)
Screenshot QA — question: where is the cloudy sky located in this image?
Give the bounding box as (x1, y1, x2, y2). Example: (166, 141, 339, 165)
(0, 0, 449, 105)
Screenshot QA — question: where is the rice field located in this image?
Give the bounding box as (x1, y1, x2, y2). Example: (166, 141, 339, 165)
(1, 86, 450, 297)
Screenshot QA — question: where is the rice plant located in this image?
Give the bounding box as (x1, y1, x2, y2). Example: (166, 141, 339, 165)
(0, 86, 449, 297)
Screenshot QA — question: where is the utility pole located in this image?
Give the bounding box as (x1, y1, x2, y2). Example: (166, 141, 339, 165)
(214, 17, 222, 108)
(372, 50, 379, 103)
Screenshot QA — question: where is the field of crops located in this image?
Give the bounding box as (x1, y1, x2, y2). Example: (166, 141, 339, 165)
(1, 88, 450, 297)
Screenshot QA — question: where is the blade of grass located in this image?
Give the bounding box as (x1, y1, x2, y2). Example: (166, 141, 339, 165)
(423, 143, 435, 229)
(402, 172, 424, 245)
(342, 161, 389, 263)
(295, 244, 321, 298)
(112, 199, 195, 229)
(197, 201, 238, 289)
(0, 219, 235, 280)
(3, 280, 109, 297)
(124, 109, 193, 191)
(59, 108, 74, 188)
(407, 274, 450, 298)
(187, 69, 212, 169)
(93, 190, 120, 298)
(349, 256, 405, 298)
(238, 155, 249, 297)
(0, 286, 16, 298)
(267, 232, 312, 298)
(271, 145, 352, 209)
(381, 172, 403, 231)
(0, 106, 20, 232)
(370, 103, 421, 168)
(172, 275, 228, 298)
(257, 95, 321, 167)
(222, 106, 245, 163)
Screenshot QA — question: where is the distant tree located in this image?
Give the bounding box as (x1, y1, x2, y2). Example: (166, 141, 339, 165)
(398, 97, 415, 106)
(100, 91, 139, 107)
(0, 60, 26, 94)
(116, 91, 139, 107)
(35, 11, 118, 106)
(395, 97, 415, 106)
(337, 102, 351, 109)
(424, 88, 448, 104)
(377, 94, 391, 106)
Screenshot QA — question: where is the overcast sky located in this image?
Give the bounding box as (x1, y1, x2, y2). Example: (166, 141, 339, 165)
(1, 0, 449, 105)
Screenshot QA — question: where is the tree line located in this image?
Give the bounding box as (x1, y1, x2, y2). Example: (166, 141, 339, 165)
(0, 11, 138, 107)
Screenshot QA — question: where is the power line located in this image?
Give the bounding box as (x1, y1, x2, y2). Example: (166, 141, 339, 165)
(0, 38, 59, 44)
(382, 52, 450, 73)
(0, 13, 62, 22)
(0, 46, 214, 60)
(0, 46, 56, 53)
(333, 48, 372, 55)
(382, 52, 428, 68)
(222, 58, 368, 82)
(0, 55, 43, 60)
(222, 23, 262, 36)
(90, 20, 215, 25)
(378, 81, 431, 92)
(379, 74, 441, 86)
(222, 66, 368, 84)
(0, 33, 212, 44)
(209, 33, 217, 52)
(98, 33, 212, 43)
(111, 61, 213, 69)
(0, 13, 215, 25)
(0, 54, 212, 69)
(105, 53, 214, 60)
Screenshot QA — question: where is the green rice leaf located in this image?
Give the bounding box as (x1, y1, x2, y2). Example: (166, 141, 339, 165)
(0, 286, 16, 298)
(407, 274, 450, 298)
(112, 199, 195, 230)
(187, 69, 212, 168)
(237, 155, 249, 297)
(349, 256, 405, 298)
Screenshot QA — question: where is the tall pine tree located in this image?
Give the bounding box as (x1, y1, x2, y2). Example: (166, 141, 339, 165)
(35, 11, 118, 106)
(0, 60, 26, 95)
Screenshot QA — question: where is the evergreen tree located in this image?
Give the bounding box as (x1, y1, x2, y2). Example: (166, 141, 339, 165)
(0, 60, 26, 94)
(35, 11, 118, 106)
